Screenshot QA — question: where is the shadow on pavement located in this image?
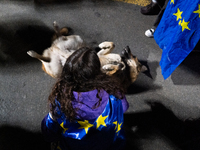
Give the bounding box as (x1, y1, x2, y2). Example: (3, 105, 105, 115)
(0, 125, 50, 150)
(171, 40, 200, 85)
(171, 52, 200, 85)
(124, 102, 200, 150)
(194, 40, 200, 51)
(127, 60, 162, 94)
(0, 19, 54, 64)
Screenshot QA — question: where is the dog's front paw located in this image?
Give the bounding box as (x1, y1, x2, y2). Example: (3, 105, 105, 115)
(99, 41, 115, 50)
(118, 62, 125, 70)
(27, 50, 38, 58)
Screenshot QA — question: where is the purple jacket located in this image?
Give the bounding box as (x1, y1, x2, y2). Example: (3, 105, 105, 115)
(71, 89, 129, 120)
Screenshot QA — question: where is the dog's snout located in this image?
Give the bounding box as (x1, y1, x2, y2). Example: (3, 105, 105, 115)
(121, 47, 131, 59)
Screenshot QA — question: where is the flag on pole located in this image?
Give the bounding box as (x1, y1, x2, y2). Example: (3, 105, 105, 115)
(154, 0, 200, 79)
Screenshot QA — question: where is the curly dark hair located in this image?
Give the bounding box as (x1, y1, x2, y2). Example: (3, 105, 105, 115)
(48, 47, 126, 121)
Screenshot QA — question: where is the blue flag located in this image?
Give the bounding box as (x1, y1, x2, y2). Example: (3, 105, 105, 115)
(154, 0, 200, 79)
(45, 95, 125, 150)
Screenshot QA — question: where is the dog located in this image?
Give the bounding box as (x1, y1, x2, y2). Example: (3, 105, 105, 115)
(27, 22, 146, 85)
(27, 22, 84, 78)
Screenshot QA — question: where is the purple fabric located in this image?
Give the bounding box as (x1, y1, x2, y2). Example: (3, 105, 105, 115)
(72, 90, 129, 120)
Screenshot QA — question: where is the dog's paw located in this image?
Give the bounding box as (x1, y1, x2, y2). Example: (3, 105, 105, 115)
(53, 21, 58, 27)
(27, 50, 38, 57)
(118, 62, 125, 70)
(99, 42, 115, 50)
(102, 65, 114, 71)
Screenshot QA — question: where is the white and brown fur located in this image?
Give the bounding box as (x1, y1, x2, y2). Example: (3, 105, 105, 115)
(27, 22, 84, 78)
(27, 22, 146, 84)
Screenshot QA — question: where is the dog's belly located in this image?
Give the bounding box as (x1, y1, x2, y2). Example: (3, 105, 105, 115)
(54, 35, 84, 51)
(41, 53, 65, 78)
(42, 60, 63, 78)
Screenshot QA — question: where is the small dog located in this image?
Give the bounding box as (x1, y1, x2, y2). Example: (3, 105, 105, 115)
(27, 22, 145, 84)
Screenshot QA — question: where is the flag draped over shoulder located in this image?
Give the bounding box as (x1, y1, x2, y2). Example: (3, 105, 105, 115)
(154, 0, 200, 79)
(54, 95, 124, 141)
(45, 95, 125, 150)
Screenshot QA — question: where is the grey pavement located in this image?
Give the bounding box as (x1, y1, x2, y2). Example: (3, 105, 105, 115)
(0, 0, 200, 150)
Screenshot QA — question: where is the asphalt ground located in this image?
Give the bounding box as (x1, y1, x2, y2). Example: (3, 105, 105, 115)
(0, 0, 200, 150)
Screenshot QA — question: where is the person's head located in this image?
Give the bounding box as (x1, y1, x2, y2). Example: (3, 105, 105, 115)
(60, 47, 101, 91)
(49, 47, 126, 121)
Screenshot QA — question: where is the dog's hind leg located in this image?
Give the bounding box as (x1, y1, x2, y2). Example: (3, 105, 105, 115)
(52, 21, 69, 42)
(53, 21, 61, 37)
(27, 51, 51, 62)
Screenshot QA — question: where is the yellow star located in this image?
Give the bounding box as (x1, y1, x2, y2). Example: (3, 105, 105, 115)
(173, 8, 183, 21)
(180, 19, 191, 32)
(60, 122, 68, 133)
(96, 115, 108, 129)
(78, 120, 93, 134)
(57, 146, 62, 150)
(170, 0, 174, 4)
(116, 123, 122, 133)
(193, 4, 200, 18)
(113, 121, 118, 130)
(113, 121, 122, 134)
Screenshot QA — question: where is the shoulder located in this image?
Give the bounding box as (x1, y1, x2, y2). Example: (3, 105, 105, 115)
(73, 89, 109, 100)
(72, 89, 110, 120)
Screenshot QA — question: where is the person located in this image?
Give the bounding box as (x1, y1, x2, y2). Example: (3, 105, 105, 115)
(140, 0, 169, 38)
(41, 47, 129, 150)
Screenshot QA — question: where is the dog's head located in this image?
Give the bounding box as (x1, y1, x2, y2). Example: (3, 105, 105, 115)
(121, 46, 147, 83)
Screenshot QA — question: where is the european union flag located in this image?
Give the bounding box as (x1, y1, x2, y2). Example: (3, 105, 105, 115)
(45, 95, 125, 150)
(154, 0, 200, 79)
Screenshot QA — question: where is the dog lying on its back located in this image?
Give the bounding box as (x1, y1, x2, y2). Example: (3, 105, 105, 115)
(27, 22, 145, 85)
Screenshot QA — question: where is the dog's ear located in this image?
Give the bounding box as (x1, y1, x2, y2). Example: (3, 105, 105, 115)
(141, 65, 148, 72)
(141, 64, 153, 79)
